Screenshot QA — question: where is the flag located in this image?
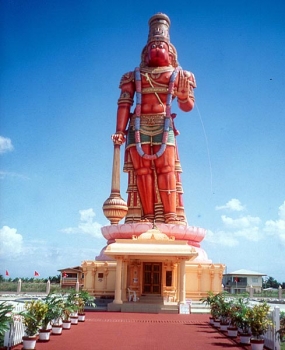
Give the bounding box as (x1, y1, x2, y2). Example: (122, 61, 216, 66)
(34, 271, 40, 277)
(5, 270, 9, 276)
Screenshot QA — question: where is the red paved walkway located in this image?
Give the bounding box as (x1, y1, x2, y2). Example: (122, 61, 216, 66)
(14, 312, 251, 350)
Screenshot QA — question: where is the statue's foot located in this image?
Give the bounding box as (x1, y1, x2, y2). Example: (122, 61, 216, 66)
(139, 218, 152, 223)
(140, 215, 154, 223)
(165, 214, 187, 226)
(166, 219, 187, 226)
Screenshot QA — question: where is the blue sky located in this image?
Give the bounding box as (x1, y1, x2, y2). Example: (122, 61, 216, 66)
(1, 0, 284, 282)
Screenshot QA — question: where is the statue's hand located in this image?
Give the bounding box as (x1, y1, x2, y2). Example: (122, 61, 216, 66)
(174, 70, 190, 100)
(111, 132, 126, 145)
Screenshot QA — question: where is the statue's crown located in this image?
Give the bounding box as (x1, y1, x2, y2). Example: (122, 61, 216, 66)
(147, 13, 171, 44)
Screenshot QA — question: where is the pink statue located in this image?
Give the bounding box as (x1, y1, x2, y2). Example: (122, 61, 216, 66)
(111, 13, 196, 225)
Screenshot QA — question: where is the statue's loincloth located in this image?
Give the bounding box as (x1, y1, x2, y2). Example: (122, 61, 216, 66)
(126, 114, 175, 148)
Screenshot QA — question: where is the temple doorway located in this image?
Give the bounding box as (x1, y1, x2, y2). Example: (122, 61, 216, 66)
(143, 262, 162, 294)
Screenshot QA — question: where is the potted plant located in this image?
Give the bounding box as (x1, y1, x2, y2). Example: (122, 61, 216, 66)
(76, 290, 95, 322)
(218, 295, 233, 331)
(39, 294, 62, 341)
(61, 297, 78, 329)
(248, 302, 272, 350)
(228, 297, 251, 343)
(44, 295, 64, 335)
(200, 292, 219, 325)
(22, 300, 48, 349)
(63, 291, 80, 325)
(0, 302, 14, 350)
(206, 292, 231, 329)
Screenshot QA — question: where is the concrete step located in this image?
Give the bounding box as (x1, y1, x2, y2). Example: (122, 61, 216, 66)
(139, 295, 164, 304)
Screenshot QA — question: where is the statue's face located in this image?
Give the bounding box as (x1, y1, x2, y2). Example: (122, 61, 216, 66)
(147, 41, 170, 67)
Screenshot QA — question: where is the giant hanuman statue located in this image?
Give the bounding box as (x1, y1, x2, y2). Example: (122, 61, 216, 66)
(104, 13, 196, 226)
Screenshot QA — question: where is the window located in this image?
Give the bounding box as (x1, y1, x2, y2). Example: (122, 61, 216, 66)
(252, 277, 258, 283)
(166, 271, 172, 287)
(98, 273, 104, 278)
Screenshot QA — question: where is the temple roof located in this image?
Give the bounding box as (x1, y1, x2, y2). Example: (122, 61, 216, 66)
(225, 269, 266, 276)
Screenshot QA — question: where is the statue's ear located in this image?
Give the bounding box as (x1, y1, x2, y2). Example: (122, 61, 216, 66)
(169, 43, 179, 67)
(168, 52, 174, 66)
(140, 45, 148, 67)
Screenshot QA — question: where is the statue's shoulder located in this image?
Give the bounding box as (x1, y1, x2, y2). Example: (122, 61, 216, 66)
(181, 69, 197, 88)
(119, 71, 135, 88)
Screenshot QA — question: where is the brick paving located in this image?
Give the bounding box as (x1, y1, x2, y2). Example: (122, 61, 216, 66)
(13, 312, 251, 350)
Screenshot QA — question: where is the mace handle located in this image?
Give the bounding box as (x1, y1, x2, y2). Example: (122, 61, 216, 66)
(110, 143, 121, 196)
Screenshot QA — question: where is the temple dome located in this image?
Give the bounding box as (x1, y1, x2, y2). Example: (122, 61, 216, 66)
(137, 227, 171, 240)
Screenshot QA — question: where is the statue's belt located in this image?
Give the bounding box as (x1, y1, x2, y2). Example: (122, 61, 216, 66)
(129, 114, 172, 127)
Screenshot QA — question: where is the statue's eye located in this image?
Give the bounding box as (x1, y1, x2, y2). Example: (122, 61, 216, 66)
(151, 44, 156, 49)
(159, 44, 164, 49)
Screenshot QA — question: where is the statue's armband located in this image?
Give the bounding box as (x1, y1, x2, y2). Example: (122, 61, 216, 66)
(186, 71, 196, 101)
(118, 91, 134, 106)
(118, 71, 135, 105)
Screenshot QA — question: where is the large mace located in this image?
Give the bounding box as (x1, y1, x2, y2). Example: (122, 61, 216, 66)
(102, 139, 128, 225)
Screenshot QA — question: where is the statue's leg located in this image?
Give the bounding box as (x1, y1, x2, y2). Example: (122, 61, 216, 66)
(154, 146, 182, 224)
(129, 146, 155, 220)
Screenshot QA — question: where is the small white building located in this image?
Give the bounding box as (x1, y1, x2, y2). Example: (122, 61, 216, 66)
(223, 269, 266, 294)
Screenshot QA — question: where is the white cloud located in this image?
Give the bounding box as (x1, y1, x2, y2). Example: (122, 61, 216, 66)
(0, 226, 23, 257)
(264, 201, 285, 245)
(205, 202, 263, 246)
(0, 136, 14, 154)
(61, 208, 102, 238)
(221, 215, 261, 229)
(216, 198, 245, 212)
(233, 227, 261, 242)
(278, 201, 285, 220)
(0, 171, 29, 180)
(205, 229, 239, 247)
(210, 201, 285, 248)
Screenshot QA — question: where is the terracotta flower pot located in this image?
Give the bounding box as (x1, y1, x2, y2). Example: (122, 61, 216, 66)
(39, 329, 51, 341)
(250, 338, 264, 350)
(227, 326, 238, 338)
(22, 335, 37, 349)
(70, 316, 79, 325)
(62, 320, 72, 329)
(78, 313, 86, 322)
(239, 333, 251, 345)
(52, 324, 63, 335)
(220, 323, 229, 331)
(213, 319, 220, 328)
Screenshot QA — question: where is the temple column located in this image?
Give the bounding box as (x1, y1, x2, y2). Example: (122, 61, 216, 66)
(122, 259, 128, 301)
(179, 258, 186, 304)
(113, 256, 123, 304)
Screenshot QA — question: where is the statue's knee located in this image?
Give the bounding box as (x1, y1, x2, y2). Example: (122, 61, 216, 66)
(135, 167, 152, 176)
(156, 165, 174, 174)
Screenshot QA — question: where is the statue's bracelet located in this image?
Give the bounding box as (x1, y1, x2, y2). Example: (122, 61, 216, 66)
(178, 97, 189, 104)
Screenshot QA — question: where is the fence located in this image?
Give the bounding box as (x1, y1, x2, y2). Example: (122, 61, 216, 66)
(0, 281, 61, 293)
(264, 306, 281, 350)
(3, 303, 25, 349)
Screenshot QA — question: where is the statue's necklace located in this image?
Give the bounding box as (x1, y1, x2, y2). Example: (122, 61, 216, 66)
(134, 66, 180, 160)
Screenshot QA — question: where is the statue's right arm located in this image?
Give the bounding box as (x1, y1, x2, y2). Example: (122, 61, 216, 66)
(112, 71, 135, 145)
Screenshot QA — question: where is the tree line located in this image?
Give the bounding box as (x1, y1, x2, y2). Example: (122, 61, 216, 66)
(263, 276, 285, 289)
(0, 275, 61, 283)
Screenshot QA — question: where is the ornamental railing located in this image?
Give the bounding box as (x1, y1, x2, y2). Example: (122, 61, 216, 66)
(264, 306, 280, 350)
(3, 303, 25, 349)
